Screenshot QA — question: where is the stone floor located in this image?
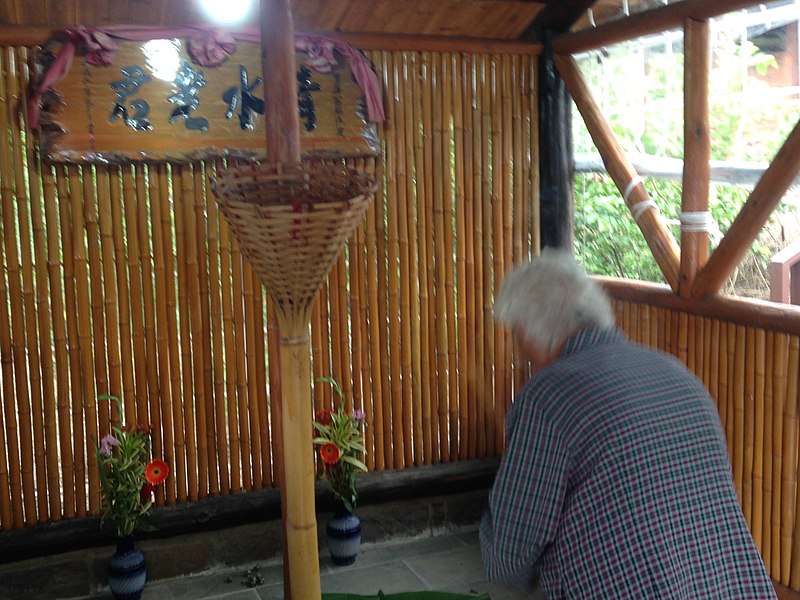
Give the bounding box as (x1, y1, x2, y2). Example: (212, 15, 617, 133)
(62, 529, 544, 600)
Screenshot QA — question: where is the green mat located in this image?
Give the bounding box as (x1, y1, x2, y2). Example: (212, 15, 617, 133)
(322, 592, 490, 600)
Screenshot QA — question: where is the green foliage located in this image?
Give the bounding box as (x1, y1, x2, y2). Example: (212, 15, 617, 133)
(95, 396, 152, 537)
(312, 377, 367, 512)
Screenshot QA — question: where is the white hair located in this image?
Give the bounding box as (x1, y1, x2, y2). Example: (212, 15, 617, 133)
(494, 249, 615, 353)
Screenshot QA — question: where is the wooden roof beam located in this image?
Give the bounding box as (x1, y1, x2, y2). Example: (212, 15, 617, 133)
(553, 0, 770, 54)
(521, 0, 599, 41)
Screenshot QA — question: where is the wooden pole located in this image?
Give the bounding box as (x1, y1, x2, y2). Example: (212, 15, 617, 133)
(553, 53, 681, 291)
(679, 19, 711, 298)
(691, 117, 800, 298)
(259, 0, 319, 595)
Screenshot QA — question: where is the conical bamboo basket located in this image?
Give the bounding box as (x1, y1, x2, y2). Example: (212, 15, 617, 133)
(214, 159, 376, 599)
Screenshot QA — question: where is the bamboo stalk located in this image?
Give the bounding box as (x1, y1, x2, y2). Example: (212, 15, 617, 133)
(252, 269, 272, 486)
(243, 259, 263, 489)
(116, 168, 137, 424)
(348, 205, 366, 460)
(43, 166, 75, 518)
(763, 330, 775, 570)
(219, 204, 241, 493)
(752, 329, 765, 548)
(335, 256, 353, 411)
(473, 54, 487, 457)
(511, 54, 526, 398)
(194, 163, 218, 494)
(230, 236, 251, 490)
(733, 325, 746, 506)
(57, 166, 86, 516)
(68, 165, 99, 516)
(328, 257, 344, 386)
(782, 335, 798, 584)
(180, 165, 209, 496)
(159, 164, 187, 503)
(317, 283, 332, 406)
(11, 46, 51, 523)
(742, 328, 754, 528)
(772, 333, 789, 576)
(148, 164, 176, 504)
(0, 47, 36, 523)
(453, 52, 468, 460)
(413, 51, 429, 465)
(463, 53, 478, 460)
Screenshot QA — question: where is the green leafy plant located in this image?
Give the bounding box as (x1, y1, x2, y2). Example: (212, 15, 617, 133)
(312, 377, 367, 512)
(95, 395, 169, 537)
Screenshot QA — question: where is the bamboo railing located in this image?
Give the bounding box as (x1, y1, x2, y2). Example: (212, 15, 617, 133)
(0, 44, 538, 533)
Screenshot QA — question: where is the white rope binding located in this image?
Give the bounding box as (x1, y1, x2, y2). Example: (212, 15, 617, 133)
(679, 211, 715, 233)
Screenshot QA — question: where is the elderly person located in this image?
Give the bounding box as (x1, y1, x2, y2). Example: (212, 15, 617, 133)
(480, 249, 776, 598)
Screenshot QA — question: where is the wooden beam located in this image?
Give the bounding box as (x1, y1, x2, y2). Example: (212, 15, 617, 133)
(678, 18, 710, 298)
(521, 0, 599, 41)
(598, 277, 800, 337)
(322, 31, 543, 54)
(691, 117, 800, 299)
(553, 52, 681, 291)
(553, 0, 768, 55)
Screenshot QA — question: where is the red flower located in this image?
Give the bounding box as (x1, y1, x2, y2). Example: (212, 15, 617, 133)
(316, 409, 333, 426)
(319, 443, 340, 465)
(140, 482, 156, 502)
(145, 459, 169, 485)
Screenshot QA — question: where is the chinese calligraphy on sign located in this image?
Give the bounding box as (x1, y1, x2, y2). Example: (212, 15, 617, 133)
(42, 38, 378, 161)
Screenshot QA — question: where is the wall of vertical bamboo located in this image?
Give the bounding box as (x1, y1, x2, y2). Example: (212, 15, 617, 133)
(0, 44, 538, 535)
(608, 284, 800, 589)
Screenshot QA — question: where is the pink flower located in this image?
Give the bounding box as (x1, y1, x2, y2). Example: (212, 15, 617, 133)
(99, 434, 118, 456)
(353, 410, 366, 422)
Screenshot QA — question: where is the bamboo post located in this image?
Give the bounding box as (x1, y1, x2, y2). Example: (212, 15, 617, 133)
(763, 330, 775, 569)
(772, 333, 789, 575)
(553, 53, 681, 291)
(781, 335, 798, 584)
(692, 116, 800, 298)
(679, 19, 711, 297)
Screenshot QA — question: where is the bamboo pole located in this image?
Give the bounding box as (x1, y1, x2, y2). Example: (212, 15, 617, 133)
(782, 335, 798, 584)
(243, 259, 263, 489)
(328, 258, 344, 385)
(180, 165, 209, 496)
(57, 166, 86, 516)
(68, 165, 99, 516)
(743, 328, 756, 537)
(491, 54, 506, 453)
(763, 330, 775, 569)
(335, 256, 353, 410)
(116, 168, 137, 424)
(220, 209, 241, 493)
(148, 165, 176, 504)
(349, 221, 365, 423)
(252, 269, 271, 486)
(231, 236, 251, 491)
(43, 166, 75, 518)
(10, 47, 50, 523)
(415, 51, 430, 465)
(511, 54, 525, 398)
(692, 116, 800, 298)
(159, 164, 187, 503)
(0, 47, 35, 523)
(772, 333, 789, 575)
(463, 53, 478, 460)
(453, 52, 468, 460)
(473, 54, 487, 458)
(679, 19, 711, 297)
(194, 164, 218, 494)
(753, 328, 765, 551)
(553, 53, 681, 291)
(734, 325, 746, 505)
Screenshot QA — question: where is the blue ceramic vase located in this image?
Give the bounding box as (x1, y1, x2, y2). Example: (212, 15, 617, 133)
(326, 504, 362, 566)
(107, 536, 147, 600)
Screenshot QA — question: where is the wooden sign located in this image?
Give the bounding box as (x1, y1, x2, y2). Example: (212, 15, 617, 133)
(42, 38, 379, 162)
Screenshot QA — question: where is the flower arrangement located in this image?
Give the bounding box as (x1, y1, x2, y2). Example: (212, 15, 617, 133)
(95, 395, 170, 538)
(312, 377, 367, 512)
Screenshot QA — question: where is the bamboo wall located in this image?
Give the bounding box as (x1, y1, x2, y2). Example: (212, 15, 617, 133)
(611, 293, 800, 589)
(0, 45, 538, 531)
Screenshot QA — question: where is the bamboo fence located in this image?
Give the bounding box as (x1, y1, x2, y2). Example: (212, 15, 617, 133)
(0, 45, 537, 534)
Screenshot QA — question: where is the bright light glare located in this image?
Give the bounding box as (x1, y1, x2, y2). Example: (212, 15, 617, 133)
(143, 39, 182, 82)
(199, 0, 254, 24)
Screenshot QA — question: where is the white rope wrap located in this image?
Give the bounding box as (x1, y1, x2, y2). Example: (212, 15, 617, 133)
(622, 175, 644, 204)
(679, 210, 715, 233)
(630, 200, 657, 223)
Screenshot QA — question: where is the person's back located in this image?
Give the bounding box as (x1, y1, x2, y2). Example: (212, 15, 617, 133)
(524, 328, 774, 598)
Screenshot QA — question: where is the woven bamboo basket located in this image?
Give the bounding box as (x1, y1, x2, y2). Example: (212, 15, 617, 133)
(214, 160, 377, 323)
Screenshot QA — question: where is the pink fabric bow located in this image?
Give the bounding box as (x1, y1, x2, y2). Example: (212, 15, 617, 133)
(187, 29, 237, 67)
(68, 25, 119, 66)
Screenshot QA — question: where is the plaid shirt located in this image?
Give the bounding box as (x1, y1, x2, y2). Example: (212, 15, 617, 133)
(481, 328, 776, 599)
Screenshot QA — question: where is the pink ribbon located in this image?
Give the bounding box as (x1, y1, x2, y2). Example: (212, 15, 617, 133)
(28, 25, 385, 130)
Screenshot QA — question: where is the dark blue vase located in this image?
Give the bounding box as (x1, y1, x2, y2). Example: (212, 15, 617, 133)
(107, 536, 147, 600)
(326, 504, 362, 566)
